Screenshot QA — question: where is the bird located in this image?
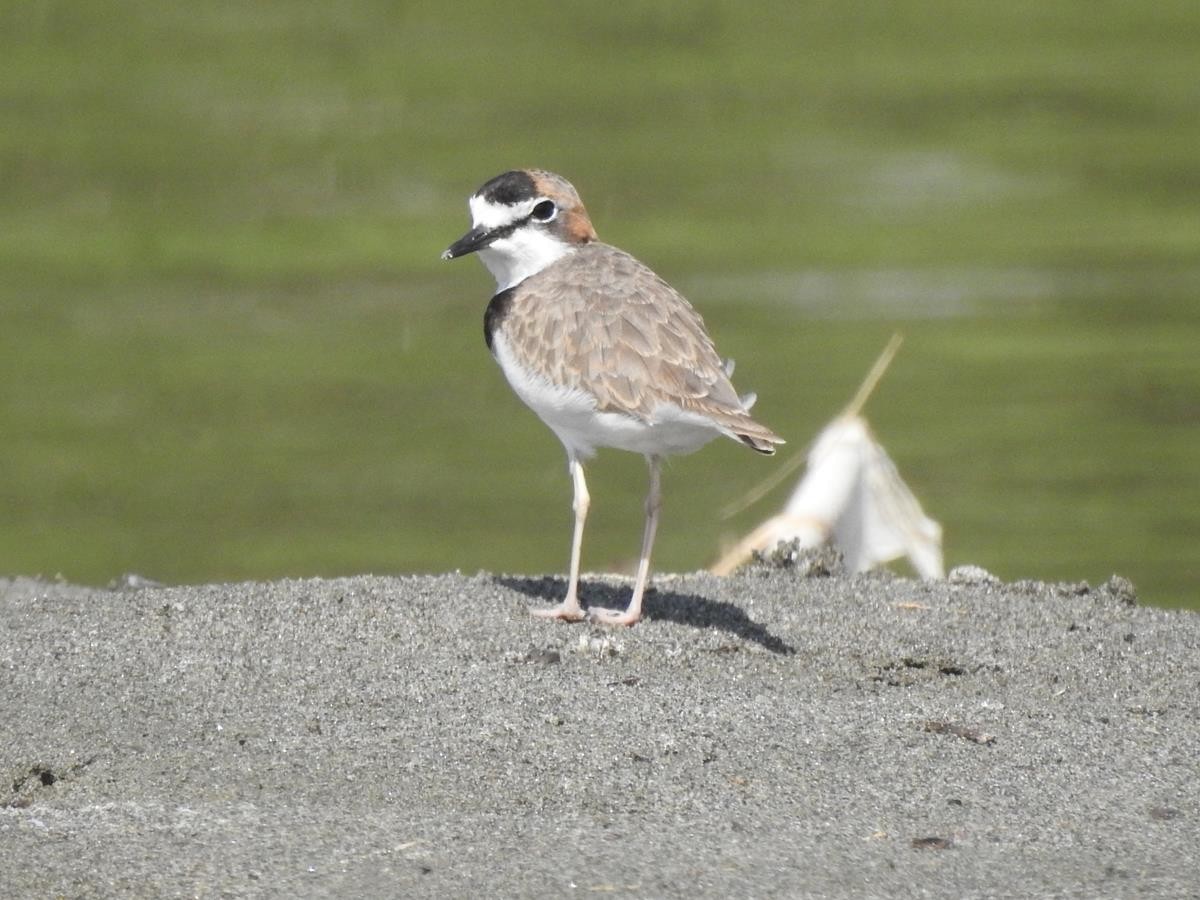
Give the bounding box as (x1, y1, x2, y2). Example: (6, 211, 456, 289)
(442, 169, 783, 626)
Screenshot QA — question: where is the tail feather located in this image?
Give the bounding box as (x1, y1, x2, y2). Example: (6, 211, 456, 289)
(721, 413, 785, 456)
(690, 387, 784, 455)
(738, 431, 783, 455)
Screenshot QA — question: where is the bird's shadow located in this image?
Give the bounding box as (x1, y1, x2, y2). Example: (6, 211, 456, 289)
(496, 575, 795, 656)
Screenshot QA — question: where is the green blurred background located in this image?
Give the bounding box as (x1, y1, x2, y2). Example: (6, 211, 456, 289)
(2, 1, 1197, 608)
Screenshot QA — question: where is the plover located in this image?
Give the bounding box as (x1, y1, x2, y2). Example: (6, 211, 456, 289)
(443, 169, 783, 625)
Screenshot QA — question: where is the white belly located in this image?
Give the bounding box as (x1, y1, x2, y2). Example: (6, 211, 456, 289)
(491, 332, 721, 460)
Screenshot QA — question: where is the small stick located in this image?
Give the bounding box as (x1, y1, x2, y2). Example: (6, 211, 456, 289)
(720, 333, 904, 519)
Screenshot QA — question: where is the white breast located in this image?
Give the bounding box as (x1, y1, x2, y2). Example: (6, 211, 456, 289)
(490, 332, 723, 461)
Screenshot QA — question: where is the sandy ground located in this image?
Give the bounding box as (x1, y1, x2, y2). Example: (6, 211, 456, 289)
(1, 565, 1197, 898)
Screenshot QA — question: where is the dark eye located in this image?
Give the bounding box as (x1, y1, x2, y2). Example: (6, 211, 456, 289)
(531, 200, 557, 222)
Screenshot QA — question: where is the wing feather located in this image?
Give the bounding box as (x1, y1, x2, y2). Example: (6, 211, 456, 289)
(503, 243, 784, 451)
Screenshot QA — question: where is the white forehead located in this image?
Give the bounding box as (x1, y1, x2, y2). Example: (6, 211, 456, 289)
(468, 194, 540, 229)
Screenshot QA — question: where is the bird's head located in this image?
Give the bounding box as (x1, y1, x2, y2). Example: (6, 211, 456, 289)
(442, 169, 597, 290)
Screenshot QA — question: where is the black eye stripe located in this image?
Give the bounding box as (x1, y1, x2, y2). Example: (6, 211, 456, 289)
(482, 203, 555, 242)
(489, 219, 522, 241)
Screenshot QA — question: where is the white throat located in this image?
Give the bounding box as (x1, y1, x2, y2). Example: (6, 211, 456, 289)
(478, 231, 572, 291)
(469, 195, 573, 291)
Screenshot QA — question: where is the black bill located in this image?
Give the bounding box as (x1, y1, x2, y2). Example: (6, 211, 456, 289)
(441, 225, 497, 260)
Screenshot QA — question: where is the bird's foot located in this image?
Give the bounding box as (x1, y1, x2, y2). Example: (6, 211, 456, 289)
(530, 600, 586, 622)
(586, 606, 642, 627)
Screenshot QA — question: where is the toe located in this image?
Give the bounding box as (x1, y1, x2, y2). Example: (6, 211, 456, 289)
(530, 604, 586, 622)
(586, 607, 641, 627)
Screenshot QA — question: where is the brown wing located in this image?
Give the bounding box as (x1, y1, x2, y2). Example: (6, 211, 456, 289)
(505, 243, 784, 451)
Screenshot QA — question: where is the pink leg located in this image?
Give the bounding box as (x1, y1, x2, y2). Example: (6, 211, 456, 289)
(589, 455, 661, 627)
(531, 457, 588, 622)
